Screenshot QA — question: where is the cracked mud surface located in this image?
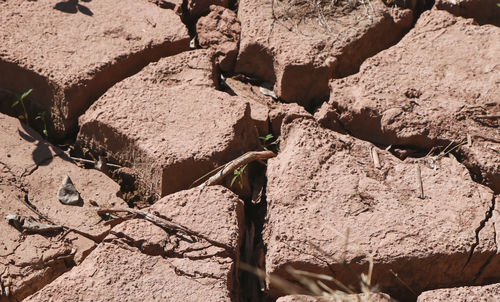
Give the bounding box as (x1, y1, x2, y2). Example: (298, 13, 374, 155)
(0, 0, 499, 301)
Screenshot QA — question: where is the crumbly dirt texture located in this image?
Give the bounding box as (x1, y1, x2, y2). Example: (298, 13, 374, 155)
(0, 1, 499, 302)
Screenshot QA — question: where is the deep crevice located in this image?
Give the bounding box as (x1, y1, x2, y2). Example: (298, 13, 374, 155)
(316, 102, 500, 195)
(180, 0, 198, 38)
(238, 154, 275, 302)
(239, 182, 269, 302)
(5, 249, 75, 302)
(463, 196, 497, 270)
(467, 196, 498, 283)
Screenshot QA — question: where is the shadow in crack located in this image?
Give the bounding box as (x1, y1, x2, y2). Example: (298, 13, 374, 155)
(54, 0, 94, 16)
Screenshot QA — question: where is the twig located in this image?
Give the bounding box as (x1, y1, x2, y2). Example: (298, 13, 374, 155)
(18, 194, 102, 242)
(467, 134, 472, 147)
(96, 208, 233, 253)
(415, 165, 424, 199)
(198, 151, 277, 188)
(489, 147, 500, 154)
(390, 269, 418, 297)
(439, 140, 466, 158)
(475, 115, 500, 119)
(69, 156, 122, 168)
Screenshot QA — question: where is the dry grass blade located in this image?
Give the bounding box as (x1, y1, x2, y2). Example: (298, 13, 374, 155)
(370, 146, 381, 169)
(325, 225, 376, 292)
(242, 226, 379, 300)
(415, 164, 424, 199)
(286, 266, 325, 295)
(389, 269, 417, 297)
(272, 0, 367, 35)
(239, 262, 309, 295)
(197, 150, 276, 188)
(287, 266, 356, 295)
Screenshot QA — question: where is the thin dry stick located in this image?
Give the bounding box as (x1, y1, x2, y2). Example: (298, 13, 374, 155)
(439, 140, 466, 158)
(17, 195, 101, 242)
(416, 164, 424, 199)
(69, 156, 122, 168)
(475, 115, 500, 119)
(467, 133, 472, 147)
(370, 146, 381, 169)
(96, 208, 232, 253)
(198, 150, 277, 188)
(389, 269, 418, 297)
(489, 147, 500, 154)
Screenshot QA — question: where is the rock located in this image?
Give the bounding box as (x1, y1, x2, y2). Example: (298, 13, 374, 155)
(24, 155, 127, 238)
(235, 0, 414, 109)
(0, 0, 190, 138)
(77, 50, 261, 197)
(434, 0, 500, 26)
(0, 113, 127, 301)
(187, 0, 229, 19)
(197, 5, 240, 72)
(0, 184, 74, 300)
(57, 175, 81, 205)
(315, 10, 500, 193)
(264, 118, 497, 299)
(417, 283, 500, 301)
(25, 186, 244, 302)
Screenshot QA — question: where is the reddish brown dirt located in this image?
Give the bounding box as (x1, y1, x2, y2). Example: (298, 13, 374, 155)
(315, 9, 500, 193)
(0, 2, 499, 302)
(265, 118, 497, 300)
(76, 50, 261, 197)
(418, 283, 500, 301)
(197, 5, 241, 72)
(24, 186, 243, 302)
(0, 0, 190, 139)
(0, 113, 127, 301)
(435, 0, 500, 26)
(235, 0, 414, 109)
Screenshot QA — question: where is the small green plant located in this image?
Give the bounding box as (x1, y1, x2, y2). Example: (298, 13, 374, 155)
(231, 164, 247, 189)
(259, 133, 279, 149)
(497, 0, 500, 7)
(35, 111, 48, 137)
(11, 88, 33, 125)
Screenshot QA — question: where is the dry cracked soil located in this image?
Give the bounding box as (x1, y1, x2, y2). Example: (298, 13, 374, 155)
(0, 0, 499, 301)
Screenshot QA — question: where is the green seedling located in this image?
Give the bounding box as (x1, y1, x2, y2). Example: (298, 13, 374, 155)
(231, 164, 247, 189)
(259, 133, 279, 149)
(11, 88, 33, 125)
(35, 111, 48, 137)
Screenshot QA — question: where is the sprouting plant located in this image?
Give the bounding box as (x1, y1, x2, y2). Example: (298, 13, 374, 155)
(259, 133, 279, 149)
(35, 111, 48, 137)
(231, 164, 247, 189)
(497, 0, 500, 7)
(11, 88, 33, 125)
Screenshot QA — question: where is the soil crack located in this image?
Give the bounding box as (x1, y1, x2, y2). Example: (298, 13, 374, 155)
(473, 197, 498, 282)
(464, 195, 497, 269)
